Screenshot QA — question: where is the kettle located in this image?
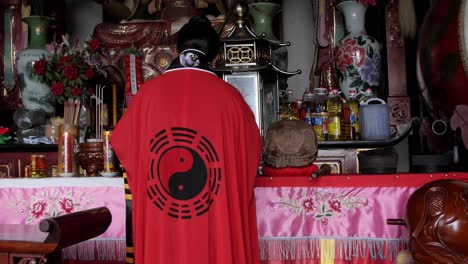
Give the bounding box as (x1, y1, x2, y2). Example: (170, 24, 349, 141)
(359, 98, 390, 141)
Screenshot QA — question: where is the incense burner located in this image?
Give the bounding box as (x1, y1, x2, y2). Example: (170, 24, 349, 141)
(77, 142, 104, 176)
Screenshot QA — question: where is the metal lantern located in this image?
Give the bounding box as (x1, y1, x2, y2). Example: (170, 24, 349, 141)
(211, 2, 301, 135)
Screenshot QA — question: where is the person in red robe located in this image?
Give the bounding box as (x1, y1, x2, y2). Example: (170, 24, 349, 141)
(112, 15, 262, 264)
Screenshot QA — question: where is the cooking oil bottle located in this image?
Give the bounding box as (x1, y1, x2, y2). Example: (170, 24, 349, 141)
(343, 89, 360, 140)
(312, 88, 328, 141)
(327, 89, 343, 141)
(360, 87, 375, 104)
(279, 89, 298, 120)
(304, 107, 313, 126)
(302, 91, 315, 111)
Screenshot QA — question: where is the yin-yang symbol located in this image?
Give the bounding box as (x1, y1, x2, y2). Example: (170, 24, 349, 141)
(158, 146, 207, 200)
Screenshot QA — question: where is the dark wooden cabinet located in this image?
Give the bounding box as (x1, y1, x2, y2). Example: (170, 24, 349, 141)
(0, 156, 16, 178)
(316, 149, 358, 174)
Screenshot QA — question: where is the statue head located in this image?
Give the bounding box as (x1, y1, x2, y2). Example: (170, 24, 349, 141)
(96, 0, 157, 21)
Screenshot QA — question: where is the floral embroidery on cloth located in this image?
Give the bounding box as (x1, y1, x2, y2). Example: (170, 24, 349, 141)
(8, 188, 96, 224)
(274, 189, 367, 225)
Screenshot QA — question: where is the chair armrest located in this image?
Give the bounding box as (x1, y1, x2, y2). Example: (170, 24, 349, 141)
(39, 207, 112, 250)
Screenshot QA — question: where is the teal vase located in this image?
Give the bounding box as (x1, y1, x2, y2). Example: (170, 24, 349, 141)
(16, 16, 55, 115)
(248, 2, 281, 42)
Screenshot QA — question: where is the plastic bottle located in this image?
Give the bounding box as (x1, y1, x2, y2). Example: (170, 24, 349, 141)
(293, 99, 303, 120)
(279, 89, 298, 120)
(312, 88, 328, 141)
(359, 87, 375, 104)
(327, 89, 343, 141)
(343, 89, 360, 140)
(304, 107, 313, 126)
(303, 91, 315, 111)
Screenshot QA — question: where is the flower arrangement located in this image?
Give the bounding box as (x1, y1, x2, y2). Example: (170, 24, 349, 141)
(33, 35, 103, 103)
(0, 127, 11, 144)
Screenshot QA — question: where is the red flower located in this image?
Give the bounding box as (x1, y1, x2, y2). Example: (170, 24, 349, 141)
(59, 56, 72, 69)
(0, 127, 9, 134)
(70, 86, 83, 96)
(328, 200, 342, 213)
(59, 198, 75, 214)
(33, 60, 47, 75)
(335, 38, 366, 71)
(302, 198, 315, 213)
(51, 82, 65, 96)
(87, 86, 94, 95)
(63, 65, 79, 80)
(84, 67, 95, 80)
(88, 38, 101, 52)
(31, 201, 47, 218)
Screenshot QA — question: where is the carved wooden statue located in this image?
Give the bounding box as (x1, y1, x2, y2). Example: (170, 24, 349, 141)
(389, 180, 468, 263)
(93, 0, 231, 87)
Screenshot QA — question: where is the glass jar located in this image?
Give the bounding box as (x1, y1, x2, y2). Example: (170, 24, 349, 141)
(45, 123, 60, 143)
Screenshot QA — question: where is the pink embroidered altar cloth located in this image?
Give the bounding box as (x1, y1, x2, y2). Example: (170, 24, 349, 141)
(0, 177, 126, 264)
(1, 173, 468, 264)
(254, 172, 468, 264)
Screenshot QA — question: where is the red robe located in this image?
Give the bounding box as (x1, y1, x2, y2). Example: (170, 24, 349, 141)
(112, 68, 262, 264)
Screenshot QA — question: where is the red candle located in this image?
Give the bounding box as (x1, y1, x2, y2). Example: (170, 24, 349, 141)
(62, 132, 73, 173)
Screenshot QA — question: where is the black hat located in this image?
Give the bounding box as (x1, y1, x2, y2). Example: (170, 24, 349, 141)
(177, 15, 220, 60)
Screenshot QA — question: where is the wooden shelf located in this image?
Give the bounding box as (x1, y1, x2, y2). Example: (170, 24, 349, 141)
(318, 119, 415, 149)
(0, 144, 58, 152)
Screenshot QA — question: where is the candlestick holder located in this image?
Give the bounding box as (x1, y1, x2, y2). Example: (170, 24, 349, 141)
(77, 141, 104, 177)
(101, 130, 119, 177)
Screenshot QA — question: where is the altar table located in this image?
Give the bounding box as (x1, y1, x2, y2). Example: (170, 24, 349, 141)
(0, 173, 467, 264)
(254, 172, 468, 264)
(0, 177, 126, 264)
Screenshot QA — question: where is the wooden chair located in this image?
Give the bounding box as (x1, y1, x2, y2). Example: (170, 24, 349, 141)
(0, 207, 112, 264)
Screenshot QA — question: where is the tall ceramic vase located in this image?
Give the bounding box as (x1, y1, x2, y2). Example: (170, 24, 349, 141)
(334, 0, 381, 99)
(249, 2, 287, 71)
(16, 16, 55, 116)
(248, 2, 281, 42)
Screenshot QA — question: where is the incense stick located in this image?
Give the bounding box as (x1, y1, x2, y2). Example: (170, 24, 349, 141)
(73, 99, 81, 126)
(63, 98, 81, 126)
(92, 84, 106, 140)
